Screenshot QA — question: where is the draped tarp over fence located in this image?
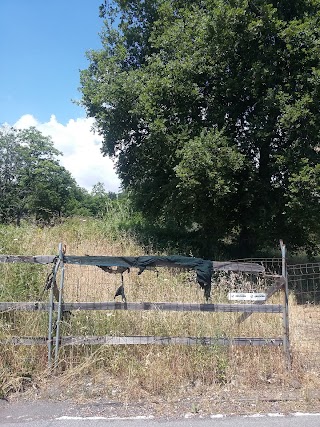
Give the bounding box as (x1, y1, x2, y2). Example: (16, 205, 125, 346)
(64, 254, 266, 301)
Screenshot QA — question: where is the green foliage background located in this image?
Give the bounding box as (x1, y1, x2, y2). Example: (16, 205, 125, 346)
(80, 0, 320, 257)
(0, 126, 119, 226)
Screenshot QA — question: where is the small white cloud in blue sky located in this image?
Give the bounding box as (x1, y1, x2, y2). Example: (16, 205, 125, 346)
(14, 114, 121, 193)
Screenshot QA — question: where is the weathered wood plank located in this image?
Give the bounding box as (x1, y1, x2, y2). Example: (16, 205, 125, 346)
(0, 302, 50, 311)
(60, 335, 284, 346)
(59, 302, 283, 313)
(0, 335, 283, 346)
(0, 301, 283, 313)
(0, 255, 56, 265)
(0, 336, 48, 345)
(212, 261, 265, 274)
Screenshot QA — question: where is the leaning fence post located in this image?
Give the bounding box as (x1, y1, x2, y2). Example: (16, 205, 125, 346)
(54, 243, 65, 370)
(280, 240, 291, 369)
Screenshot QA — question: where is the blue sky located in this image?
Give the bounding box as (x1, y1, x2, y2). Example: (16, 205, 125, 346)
(0, 0, 120, 191)
(0, 0, 103, 124)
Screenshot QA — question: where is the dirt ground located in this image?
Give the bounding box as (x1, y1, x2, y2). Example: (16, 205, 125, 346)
(3, 374, 320, 420)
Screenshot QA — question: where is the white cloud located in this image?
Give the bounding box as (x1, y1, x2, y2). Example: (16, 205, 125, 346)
(14, 114, 38, 128)
(14, 114, 121, 193)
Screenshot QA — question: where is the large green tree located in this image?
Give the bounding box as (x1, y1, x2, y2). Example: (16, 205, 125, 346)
(80, 0, 320, 256)
(0, 126, 80, 224)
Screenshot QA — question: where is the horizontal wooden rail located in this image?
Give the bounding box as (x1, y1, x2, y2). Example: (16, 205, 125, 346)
(1, 335, 283, 346)
(0, 255, 56, 264)
(0, 301, 283, 313)
(0, 337, 48, 345)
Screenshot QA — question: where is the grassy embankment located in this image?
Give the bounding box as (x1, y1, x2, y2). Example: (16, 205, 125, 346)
(0, 216, 319, 404)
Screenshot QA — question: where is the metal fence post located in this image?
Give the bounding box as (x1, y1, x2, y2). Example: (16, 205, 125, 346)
(54, 243, 65, 369)
(280, 240, 291, 369)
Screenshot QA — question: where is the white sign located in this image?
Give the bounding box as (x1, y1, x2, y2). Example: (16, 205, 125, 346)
(228, 292, 267, 301)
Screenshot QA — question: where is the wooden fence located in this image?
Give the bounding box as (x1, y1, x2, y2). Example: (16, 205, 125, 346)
(0, 243, 291, 369)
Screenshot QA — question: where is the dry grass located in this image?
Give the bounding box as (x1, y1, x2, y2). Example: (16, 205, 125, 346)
(1, 218, 320, 403)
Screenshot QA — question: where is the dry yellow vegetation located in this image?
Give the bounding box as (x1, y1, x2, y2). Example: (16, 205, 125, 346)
(0, 218, 319, 409)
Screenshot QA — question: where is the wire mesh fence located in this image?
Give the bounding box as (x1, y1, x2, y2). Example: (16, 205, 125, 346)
(49, 255, 286, 371)
(287, 262, 320, 370)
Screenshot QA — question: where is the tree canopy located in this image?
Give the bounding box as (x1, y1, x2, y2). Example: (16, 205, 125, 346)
(0, 126, 80, 223)
(0, 126, 122, 225)
(80, 0, 320, 256)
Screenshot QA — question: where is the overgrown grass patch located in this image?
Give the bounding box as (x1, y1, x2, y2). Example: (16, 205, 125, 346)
(0, 218, 319, 402)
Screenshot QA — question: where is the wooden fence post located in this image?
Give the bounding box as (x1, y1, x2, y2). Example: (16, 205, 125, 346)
(47, 256, 61, 369)
(54, 243, 65, 370)
(280, 240, 291, 369)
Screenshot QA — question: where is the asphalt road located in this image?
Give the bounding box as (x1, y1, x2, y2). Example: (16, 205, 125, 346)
(2, 414, 320, 427)
(1, 399, 320, 427)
